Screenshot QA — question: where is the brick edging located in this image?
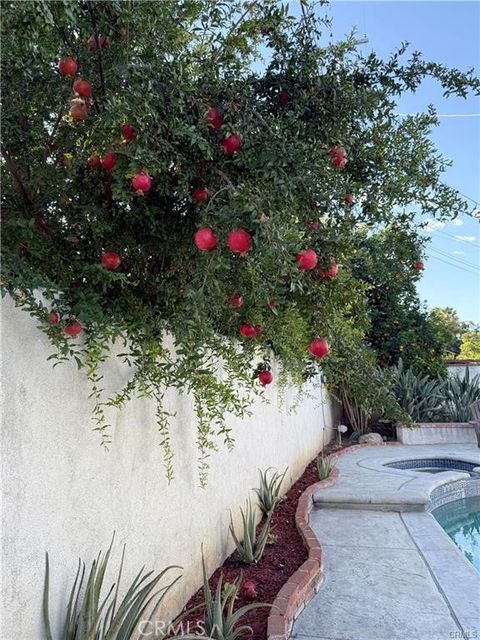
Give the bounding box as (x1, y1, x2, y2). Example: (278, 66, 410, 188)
(266, 442, 386, 640)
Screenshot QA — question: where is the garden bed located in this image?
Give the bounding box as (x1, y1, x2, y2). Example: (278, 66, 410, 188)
(179, 441, 349, 640)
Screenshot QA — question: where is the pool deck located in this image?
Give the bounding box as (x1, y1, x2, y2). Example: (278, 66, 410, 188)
(291, 444, 480, 640)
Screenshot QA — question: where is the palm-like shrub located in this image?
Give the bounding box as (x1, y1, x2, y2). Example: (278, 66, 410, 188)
(43, 542, 181, 640)
(443, 368, 480, 421)
(316, 454, 336, 480)
(253, 467, 287, 516)
(390, 360, 446, 422)
(229, 500, 271, 564)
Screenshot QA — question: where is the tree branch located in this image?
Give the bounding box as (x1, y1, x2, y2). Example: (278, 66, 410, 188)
(1, 143, 33, 208)
(85, 1, 107, 101)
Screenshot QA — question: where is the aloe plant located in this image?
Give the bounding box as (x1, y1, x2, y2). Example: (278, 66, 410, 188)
(443, 368, 480, 421)
(199, 554, 268, 640)
(229, 499, 271, 564)
(253, 467, 288, 516)
(43, 539, 181, 640)
(390, 359, 446, 422)
(316, 454, 336, 480)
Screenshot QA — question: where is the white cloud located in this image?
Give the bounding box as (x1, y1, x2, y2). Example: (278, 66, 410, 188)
(450, 218, 464, 226)
(424, 219, 446, 232)
(453, 251, 465, 255)
(455, 235, 476, 242)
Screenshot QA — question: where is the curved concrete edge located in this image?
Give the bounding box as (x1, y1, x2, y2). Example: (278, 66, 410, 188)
(401, 510, 480, 631)
(266, 443, 381, 640)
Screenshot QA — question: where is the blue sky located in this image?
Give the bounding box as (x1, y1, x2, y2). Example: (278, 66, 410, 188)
(317, 1, 480, 323)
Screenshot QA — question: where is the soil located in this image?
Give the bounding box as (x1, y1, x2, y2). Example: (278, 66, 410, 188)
(179, 440, 349, 640)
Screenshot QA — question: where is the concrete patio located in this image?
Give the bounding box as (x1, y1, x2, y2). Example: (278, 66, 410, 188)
(291, 444, 480, 640)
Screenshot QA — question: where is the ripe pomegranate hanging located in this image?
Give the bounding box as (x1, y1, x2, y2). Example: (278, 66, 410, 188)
(49, 310, 60, 325)
(242, 580, 258, 599)
(258, 370, 273, 386)
(132, 171, 152, 194)
(88, 154, 101, 168)
(101, 252, 121, 270)
(58, 57, 77, 77)
(64, 321, 83, 338)
(309, 338, 330, 359)
(192, 188, 209, 203)
(318, 260, 338, 280)
(102, 151, 117, 172)
(227, 229, 251, 254)
(239, 324, 261, 338)
(296, 249, 318, 271)
(228, 294, 244, 308)
(194, 227, 218, 251)
(206, 106, 223, 130)
(69, 99, 87, 123)
(122, 123, 136, 142)
(345, 193, 355, 205)
(86, 34, 110, 50)
(415, 261, 424, 271)
(221, 133, 241, 155)
(279, 90, 290, 104)
(329, 146, 347, 169)
(73, 79, 92, 97)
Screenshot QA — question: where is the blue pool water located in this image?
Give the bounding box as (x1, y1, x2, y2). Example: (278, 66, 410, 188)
(433, 495, 480, 571)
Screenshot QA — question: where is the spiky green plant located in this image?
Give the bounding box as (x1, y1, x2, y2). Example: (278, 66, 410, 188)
(253, 467, 288, 516)
(316, 455, 336, 480)
(390, 359, 446, 422)
(443, 368, 480, 421)
(43, 539, 181, 640)
(199, 554, 268, 640)
(229, 500, 271, 564)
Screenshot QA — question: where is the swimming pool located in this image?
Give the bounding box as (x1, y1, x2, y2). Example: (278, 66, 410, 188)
(433, 494, 480, 571)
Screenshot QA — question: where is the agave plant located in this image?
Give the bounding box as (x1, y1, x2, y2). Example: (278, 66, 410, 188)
(198, 554, 268, 640)
(253, 467, 288, 516)
(390, 359, 446, 422)
(316, 454, 336, 480)
(443, 368, 480, 421)
(229, 499, 271, 564)
(43, 539, 181, 640)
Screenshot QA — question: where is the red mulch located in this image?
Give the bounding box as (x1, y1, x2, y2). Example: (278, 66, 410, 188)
(179, 441, 348, 640)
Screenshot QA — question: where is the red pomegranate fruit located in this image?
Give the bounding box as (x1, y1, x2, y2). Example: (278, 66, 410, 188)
(228, 294, 244, 309)
(87, 34, 110, 50)
(122, 123, 136, 142)
(101, 252, 121, 270)
(132, 172, 152, 194)
(70, 100, 87, 122)
(318, 260, 338, 280)
(345, 193, 355, 205)
(192, 188, 209, 203)
(296, 249, 318, 271)
(101, 151, 117, 172)
(227, 229, 251, 254)
(64, 321, 83, 338)
(329, 146, 347, 169)
(239, 324, 261, 338)
(221, 133, 241, 155)
(309, 338, 330, 359)
(73, 79, 92, 97)
(258, 370, 273, 387)
(206, 106, 223, 130)
(415, 261, 424, 271)
(279, 90, 290, 104)
(194, 227, 218, 251)
(88, 154, 101, 168)
(58, 57, 77, 77)
(49, 310, 60, 325)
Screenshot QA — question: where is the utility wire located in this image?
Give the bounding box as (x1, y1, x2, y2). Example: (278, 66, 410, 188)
(426, 253, 479, 275)
(429, 246, 479, 270)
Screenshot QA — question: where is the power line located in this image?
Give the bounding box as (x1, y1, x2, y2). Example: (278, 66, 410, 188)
(426, 253, 479, 275)
(429, 246, 479, 270)
(436, 229, 480, 248)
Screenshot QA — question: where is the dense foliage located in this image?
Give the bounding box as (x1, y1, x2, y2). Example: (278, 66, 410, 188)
(2, 0, 479, 479)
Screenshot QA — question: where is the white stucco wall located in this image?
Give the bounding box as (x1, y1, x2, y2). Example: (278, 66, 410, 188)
(0, 297, 335, 639)
(447, 362, 480, 379)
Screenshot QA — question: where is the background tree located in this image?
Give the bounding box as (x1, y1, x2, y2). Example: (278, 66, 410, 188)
(459, 326, 480, 360)
(2, 0, 478, 478)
